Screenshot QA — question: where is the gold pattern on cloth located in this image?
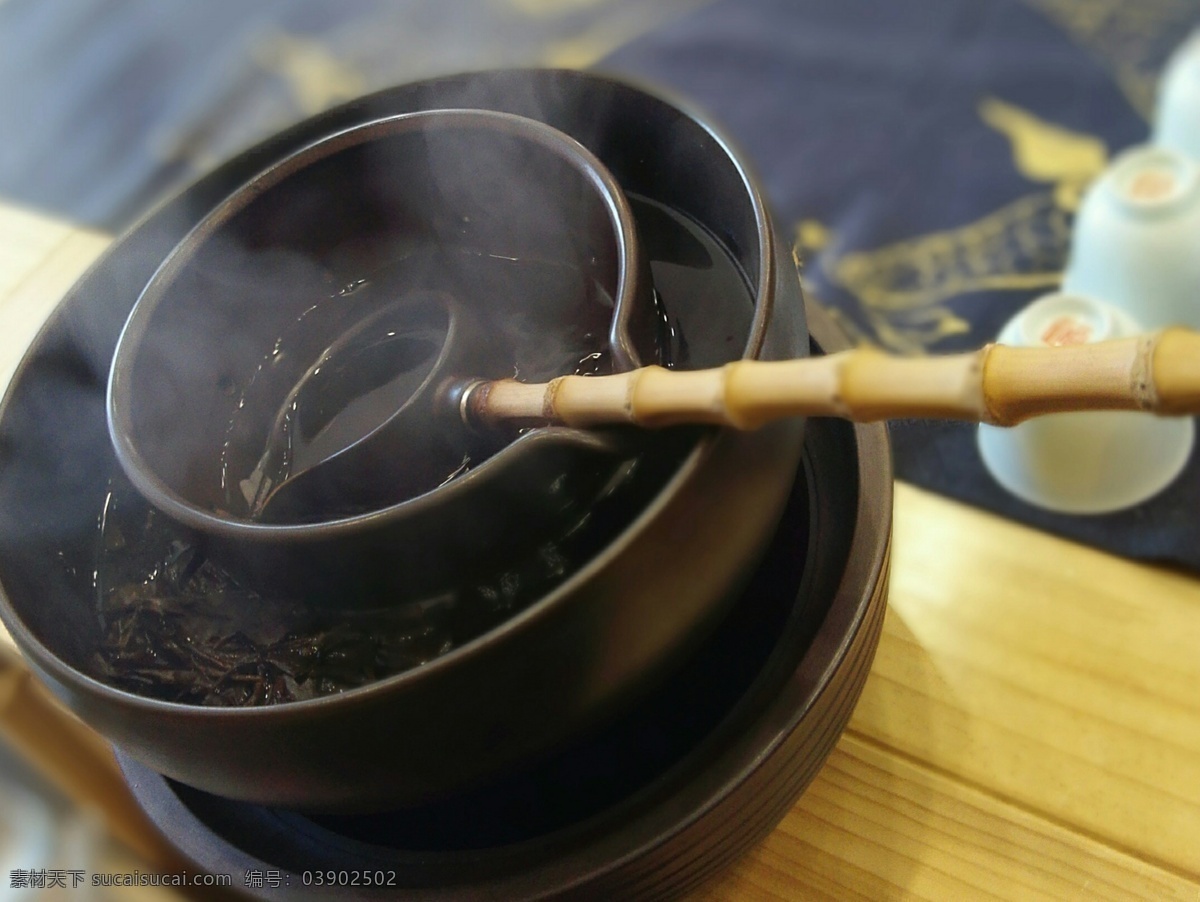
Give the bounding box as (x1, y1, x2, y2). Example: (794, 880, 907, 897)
(503, 0, 612, 14)
(252, 31, 367, 116)
(536, 0, 717, 68)
(799, 0, 1193, 353)
(978, 97, 1108, 210)
(148, 2, 715, 196)
(795, 102, 1111, 355)
(1020, 0, 1195, 119)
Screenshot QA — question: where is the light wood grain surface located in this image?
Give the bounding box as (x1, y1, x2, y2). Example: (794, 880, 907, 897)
(0, 202, 1198, 899)
(698, 483, 1200, 900)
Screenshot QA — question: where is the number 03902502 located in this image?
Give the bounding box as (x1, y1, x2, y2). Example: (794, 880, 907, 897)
(301, 870, 398, 887)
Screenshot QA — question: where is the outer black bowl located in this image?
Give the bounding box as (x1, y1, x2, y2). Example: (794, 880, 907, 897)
(119, 301, 892, 900)
(0, 69, 807, 810)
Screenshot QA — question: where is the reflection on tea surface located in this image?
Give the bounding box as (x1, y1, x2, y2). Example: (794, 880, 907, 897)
(89, 197, 755, 706)
(221, 245, 621, 522)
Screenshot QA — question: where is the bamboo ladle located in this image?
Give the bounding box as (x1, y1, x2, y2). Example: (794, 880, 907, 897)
(456, 328, 1200, 430)
(245, 326, 1200, 520)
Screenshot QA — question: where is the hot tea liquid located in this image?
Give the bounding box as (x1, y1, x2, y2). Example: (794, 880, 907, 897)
(220, 245, 622, 521)
(89, 197, 757, 706)
(237, 296, 449, 517)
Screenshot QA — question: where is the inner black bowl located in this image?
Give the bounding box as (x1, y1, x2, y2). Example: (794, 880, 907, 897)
(107, 109, 660, 604)
(108, 109, 656, 530)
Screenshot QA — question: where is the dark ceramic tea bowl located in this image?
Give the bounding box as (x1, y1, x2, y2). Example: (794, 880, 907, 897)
(0, 70, 808, 810)
(108, 108, 659, 603)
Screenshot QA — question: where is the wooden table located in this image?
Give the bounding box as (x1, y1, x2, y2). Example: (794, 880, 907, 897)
(0, 201, 1197, 900)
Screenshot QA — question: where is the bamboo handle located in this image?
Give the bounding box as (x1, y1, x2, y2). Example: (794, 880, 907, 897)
(464, 328, 1200, 429)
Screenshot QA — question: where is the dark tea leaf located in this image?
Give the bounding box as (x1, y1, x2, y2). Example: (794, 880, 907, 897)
(85, 198, 742, 708)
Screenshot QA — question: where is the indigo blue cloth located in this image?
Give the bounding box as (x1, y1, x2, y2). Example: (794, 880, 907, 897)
(0, 0, 682, 226)
(602, 0, 1200, 568)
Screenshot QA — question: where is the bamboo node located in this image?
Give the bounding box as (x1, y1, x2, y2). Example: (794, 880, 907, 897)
(543, 376, 566, 421)
(1131, 333, 1159, 412)
(461, 380, 490, 426)
(624, 369, 641, 420)
(978, 344, 1005, 426)
(720, 362, 754, 429)
(829, 353, 852, 419)
(966, 347, 990, 422)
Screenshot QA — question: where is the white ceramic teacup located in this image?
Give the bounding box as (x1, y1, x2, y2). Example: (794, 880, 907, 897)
(1154, 29, 1200, 160)
(978, 292, 1194, 514)
(1062, 144, 1200, 330)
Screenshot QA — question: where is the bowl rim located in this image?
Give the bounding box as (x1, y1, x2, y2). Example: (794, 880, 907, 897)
(106, 106, 652, 539)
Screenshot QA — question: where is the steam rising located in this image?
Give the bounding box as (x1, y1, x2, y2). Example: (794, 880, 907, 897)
(121, 112, 631, 522)
(0, 74, 757, 711)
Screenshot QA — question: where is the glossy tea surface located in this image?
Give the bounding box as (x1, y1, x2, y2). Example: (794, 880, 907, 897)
(88, 197, 755, 706)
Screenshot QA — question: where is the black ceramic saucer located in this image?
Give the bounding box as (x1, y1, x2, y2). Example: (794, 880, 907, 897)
(117, 301, 892, 901)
